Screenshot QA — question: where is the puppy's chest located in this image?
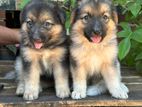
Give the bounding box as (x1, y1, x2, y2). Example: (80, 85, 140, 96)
(22, 47, 65, 64)
(72, 44, 117, 70)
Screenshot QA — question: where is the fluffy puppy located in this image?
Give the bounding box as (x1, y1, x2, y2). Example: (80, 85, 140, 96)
(15, 0, 70, 100)
(70, 0, 129, 99)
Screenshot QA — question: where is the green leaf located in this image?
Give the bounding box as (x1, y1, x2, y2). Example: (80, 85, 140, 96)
(135, 52, 142, 61)
(118, 38, 131, 60)
(118, 30, 132, 38)
(132, 29, 142, 43)
(136, 0, 142, 4)
(128, 2, 141, 17)
(136, 61, 142, 72)
(17, 0, 31, 10)
(65, 11, 71, 29)
(113, 0, 127, 6)
(71, 0, 76, 7)
(119, 22, 131, 31)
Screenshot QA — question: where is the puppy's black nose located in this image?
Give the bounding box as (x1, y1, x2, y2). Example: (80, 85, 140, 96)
(33, 36, 41, 41)
(93, 29, 102, 35)
(32, 30, 42, 42)
(93, 19, 103, 35)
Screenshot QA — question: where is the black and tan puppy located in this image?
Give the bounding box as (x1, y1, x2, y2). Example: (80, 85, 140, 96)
(70, 0, 129, 99)
(15, 0, 70, 100)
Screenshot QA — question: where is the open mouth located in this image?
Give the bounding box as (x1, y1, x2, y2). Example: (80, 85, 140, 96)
(34, 41, 43, 49)
(90, 34, 102, 43)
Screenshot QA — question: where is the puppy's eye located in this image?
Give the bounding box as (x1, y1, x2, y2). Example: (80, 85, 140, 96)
(83, 15, 89, 21)
(81, 14, 90, 23)
(26, 19, 33, 28)
(44, 21, 53, 29)
(103, 15, 109, 22)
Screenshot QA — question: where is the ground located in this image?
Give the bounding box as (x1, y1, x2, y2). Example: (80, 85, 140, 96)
(0, 61, 142, 107)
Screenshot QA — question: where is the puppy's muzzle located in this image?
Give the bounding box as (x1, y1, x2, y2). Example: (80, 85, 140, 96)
(92, 19, 103, 36)
(90, 19, 104, 43)
(32, 30, 44, 49)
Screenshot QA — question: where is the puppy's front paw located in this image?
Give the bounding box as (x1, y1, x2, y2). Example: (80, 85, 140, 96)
(71, 90, 86, 99)
(121, 83, 129, 93)
(16, 83, 25, 95)
(23, 86, 39, 100)
(56, 86, 70, 98)
(110, 83, 129, 99)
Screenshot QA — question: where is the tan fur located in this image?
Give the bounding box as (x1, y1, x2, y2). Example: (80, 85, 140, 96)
(16, 1, 70, 100)
(21, 23, 28, 32)
(81, 5, 94, 14)
(16, 44, 70, 100)
(22, 47, 66, 63)
(99, 3, 110, 13)
(70, 0, 129, 99)
(112, 11, 118, 24)
(39, 11, 53, 21)
(19, 46, 69, 99)
(27, 12, 37, 21)
(21, 47, 66, 77)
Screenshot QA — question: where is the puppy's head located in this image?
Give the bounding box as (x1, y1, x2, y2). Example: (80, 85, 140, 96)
(20, 1, 66, 49)
(71, 0, 118, 44)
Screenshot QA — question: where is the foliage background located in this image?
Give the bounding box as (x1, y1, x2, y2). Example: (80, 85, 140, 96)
(113, 0, 142, 73)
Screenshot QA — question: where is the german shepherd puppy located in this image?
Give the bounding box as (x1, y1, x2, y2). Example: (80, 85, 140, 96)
(70, 0, 129, 99)
(15, 0, 70, 100)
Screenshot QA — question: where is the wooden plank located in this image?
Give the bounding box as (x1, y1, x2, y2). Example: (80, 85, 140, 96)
(0, 10, 6, 26)
(0, 20, 5, 26)
(0, 61, 142, 106)
(0, 10, 5, 18)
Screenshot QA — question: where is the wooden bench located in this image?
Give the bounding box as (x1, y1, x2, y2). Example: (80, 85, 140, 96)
(0, 61, 142, 107)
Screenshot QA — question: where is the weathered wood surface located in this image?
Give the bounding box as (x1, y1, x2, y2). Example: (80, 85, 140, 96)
(0, 61, 142, 107)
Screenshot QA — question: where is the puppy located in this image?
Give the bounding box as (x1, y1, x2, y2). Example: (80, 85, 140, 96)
(70, 0, 129, 99)
(15, 0, 70, 100)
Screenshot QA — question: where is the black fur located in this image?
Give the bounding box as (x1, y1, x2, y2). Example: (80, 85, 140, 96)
(21, 56, 31, 72)
(16, 0, 70, 100)
(72, 0, 116, 42)
(70, 55, 77, 69)
(20, 1, 66, 49)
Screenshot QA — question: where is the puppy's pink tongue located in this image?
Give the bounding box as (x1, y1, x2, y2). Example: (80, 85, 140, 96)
(34, 42, 43, 49)
(91, 35, 102, 43)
